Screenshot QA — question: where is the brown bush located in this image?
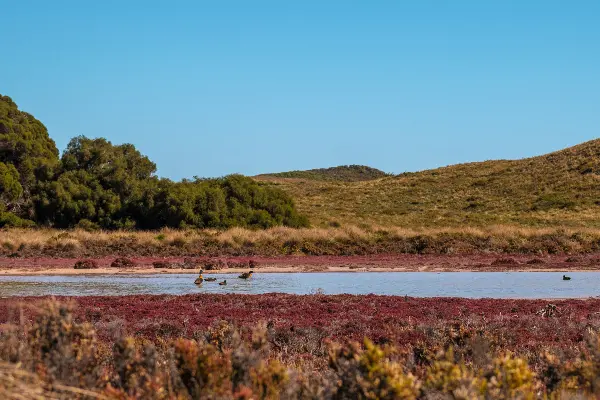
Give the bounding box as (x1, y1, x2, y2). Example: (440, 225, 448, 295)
(227, 259, 259, 269)
(111, 257, 136, 268)
(203, 259, 227, 270)
(182, 257, 199, 269)
(152, 261, 173, 269)
(73, 259, 99, 269)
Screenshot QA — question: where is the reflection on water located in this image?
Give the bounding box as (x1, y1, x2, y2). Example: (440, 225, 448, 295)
(0, 272, 599, 298)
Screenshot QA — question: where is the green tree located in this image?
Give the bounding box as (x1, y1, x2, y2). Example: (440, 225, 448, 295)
(0, 95, 59, 220)
(1, 94, 309, 230)
(0, 162, 23, 204)
(36, 136, 157, 228)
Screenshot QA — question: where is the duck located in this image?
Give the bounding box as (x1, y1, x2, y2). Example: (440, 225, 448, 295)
(219, 280, 227, 286)
(238, 270, 254, 279)
(563, 275, 571, 281)
(204, 277, 217, 282)
(194, 270, 204, 284)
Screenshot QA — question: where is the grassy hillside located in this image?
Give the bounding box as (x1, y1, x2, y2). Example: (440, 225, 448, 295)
(257, 164, 388, 182)
(256, 139, 600, 228)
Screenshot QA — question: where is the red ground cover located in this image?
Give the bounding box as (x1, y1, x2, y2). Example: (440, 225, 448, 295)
(1, 295, 599, 355)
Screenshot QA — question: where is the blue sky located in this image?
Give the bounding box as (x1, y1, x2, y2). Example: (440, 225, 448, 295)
(2, 1, 599, 179)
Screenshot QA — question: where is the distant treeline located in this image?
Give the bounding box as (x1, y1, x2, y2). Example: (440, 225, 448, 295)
(0, 95, 308, 229)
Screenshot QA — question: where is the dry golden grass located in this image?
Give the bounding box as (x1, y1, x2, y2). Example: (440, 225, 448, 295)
(256, 139, 600, 228)
(0, 224, 599, 256)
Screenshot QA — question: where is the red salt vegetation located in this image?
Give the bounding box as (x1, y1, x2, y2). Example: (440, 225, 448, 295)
(526, 258, 546, 264)
(566, 256, 583, 263)
(1, 294, 599, 358)
(491, 257, 519, 265)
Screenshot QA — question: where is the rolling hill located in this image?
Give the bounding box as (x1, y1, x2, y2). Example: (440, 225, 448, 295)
(256, 139, 600, 228)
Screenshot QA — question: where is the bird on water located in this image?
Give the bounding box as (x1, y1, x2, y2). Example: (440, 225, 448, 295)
(194, 270, 204, 284)
(239, 270, 254, 279)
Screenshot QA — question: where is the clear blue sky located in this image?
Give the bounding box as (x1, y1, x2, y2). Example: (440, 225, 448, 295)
(2, 1, 599, 179)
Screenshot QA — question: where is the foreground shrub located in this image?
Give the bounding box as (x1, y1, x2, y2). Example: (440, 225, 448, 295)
(5, 299, 600, 399)
(424, 349, 484, 399)
(328, 339, 420, 400)
(27, 301, 100, 388)
(485, 353, 536, 399)
(108, 337, 163, 399)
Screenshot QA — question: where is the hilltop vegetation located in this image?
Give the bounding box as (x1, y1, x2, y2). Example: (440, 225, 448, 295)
(0, 95, 307, 229)
(257, 140, 600, 228)
(258, 164, 388, 182)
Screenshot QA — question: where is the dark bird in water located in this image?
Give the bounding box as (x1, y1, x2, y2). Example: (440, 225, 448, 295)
(563, 275, 571, 281)
(239, 270, 254, 279)
(219, 280, 227, 286)
(204, 277, 217, 282)
(194, 270, 204, 284)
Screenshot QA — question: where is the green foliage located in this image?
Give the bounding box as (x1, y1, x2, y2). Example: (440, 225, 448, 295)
(34, 136, 157, 229)
(0, 203, 35, 227)
(0, 94, 308, 230)
(532, 194, 576, 211)
(0, 162, 22, 203)
(0, 95, 59, 222)
(137, 175, 309, 230)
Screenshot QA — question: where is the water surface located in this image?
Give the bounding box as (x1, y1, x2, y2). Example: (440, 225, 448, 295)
(0, 272, 597, 298)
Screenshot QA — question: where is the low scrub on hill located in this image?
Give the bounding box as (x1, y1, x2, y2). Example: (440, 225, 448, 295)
(0, 95, 308, 230)
(259, 164, 388, 182)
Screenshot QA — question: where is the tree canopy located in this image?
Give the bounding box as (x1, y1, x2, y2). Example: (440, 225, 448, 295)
(0, 95, 308, 229)
(0, 95, 59, 220)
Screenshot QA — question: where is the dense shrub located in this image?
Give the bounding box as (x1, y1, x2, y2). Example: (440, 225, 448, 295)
(0, 95, 59, 222)
(0, 95, 309, 230)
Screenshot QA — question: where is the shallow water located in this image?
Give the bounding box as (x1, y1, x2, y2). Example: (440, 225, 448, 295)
(0, 272, 597, 298)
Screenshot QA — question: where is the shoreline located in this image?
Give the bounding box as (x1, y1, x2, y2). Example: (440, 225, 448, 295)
(1, 253, 600, 275)
(2, 266, 600, 276)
